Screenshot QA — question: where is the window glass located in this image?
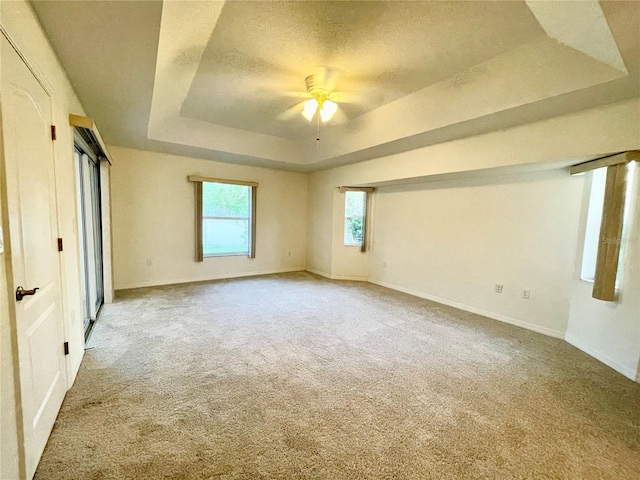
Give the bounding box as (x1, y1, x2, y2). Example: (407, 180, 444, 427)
(344, 191, 366, 246)
(202, 182, 251, 256)
(581, 162, 636, 287)
(581, 167, 606, 281)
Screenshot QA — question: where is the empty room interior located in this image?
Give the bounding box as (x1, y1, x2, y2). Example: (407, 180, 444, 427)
(2, 0, 640, 478)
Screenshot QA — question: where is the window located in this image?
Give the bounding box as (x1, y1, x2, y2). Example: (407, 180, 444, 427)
(580, 167, 607, 282)
(188, 176, 257, 261)
(344, 190, 367, 247)
(580, 161, 636, 287)
(203, 182, 251, 256)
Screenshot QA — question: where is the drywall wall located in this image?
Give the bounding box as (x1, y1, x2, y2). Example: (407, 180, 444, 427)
(368, 170, 585, 337)
(306, 175, 333, 277)
(565, 166, 640, 380)
(1, 0, 89, 387)
(307, 99, 639, 282)
(316, 98, 640, 186)
(110, 146, 308, 289)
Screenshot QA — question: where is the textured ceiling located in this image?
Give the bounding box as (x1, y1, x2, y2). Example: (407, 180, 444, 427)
(180, 1, 544, 138)
(30, 0, 640, 171)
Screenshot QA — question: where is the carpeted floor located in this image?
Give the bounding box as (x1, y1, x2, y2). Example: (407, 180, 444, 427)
(35, 272, 640, 479)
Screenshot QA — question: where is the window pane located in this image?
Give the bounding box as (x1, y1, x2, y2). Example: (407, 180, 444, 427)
(345, 191, 366, 216)
(344, 191, 366, 246)
(581, 167, 607, 281)
(203, 218, 249, 255)
(202, 182, 251, 255)
(617, 161, 637, 287)
(203, 182, 249, 217)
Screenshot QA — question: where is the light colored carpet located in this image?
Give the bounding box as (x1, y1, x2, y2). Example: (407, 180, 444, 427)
(35, 272, 640, 479)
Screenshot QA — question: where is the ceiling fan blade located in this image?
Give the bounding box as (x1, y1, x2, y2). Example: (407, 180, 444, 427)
(330, 91, 367, 105)
(282, 90, 311, 99)
(277, 101, 305, 121)
(316, 65, 340, 92)
(328, 105, 348, 126)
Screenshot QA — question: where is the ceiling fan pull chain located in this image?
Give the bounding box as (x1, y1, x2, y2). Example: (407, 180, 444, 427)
(316, 113, 321, 148)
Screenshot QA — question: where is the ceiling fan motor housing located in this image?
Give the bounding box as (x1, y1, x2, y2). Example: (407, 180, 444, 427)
(305, 74, 340, 105)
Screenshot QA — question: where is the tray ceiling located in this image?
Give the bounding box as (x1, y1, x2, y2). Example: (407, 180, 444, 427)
(32, 1, 640, 171)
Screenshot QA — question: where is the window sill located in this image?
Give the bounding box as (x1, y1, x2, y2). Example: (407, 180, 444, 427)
(344, 244, 364, 248)
(203, 252, 250, 258)
(579, 277, 621, 292)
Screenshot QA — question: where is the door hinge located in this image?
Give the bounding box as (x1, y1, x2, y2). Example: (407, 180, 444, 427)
(51, 125, 57, 141)
(57, 238, 63, 252)
(63, 342, 69, 355)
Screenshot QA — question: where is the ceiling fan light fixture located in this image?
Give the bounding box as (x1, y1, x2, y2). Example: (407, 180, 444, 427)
(320, 99, 338, 123)
(302, 98, 318, 121)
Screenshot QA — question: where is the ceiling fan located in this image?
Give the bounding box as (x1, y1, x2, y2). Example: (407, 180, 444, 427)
(278, 67, 350, 126)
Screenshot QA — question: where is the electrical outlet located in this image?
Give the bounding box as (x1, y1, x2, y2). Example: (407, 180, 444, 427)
(146, 259, 152, 267)
(522, 289, 531, 299)
(383, 261, 388, 268)
(495, 284, 504, 294)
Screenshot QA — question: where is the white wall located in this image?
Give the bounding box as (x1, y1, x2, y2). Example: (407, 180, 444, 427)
(306, 176, 333, 277)
(565, 167, 640, 380)
(308, 169, 588, 339)
(368, 170, 584, 338)
(110, 146, 308, 289)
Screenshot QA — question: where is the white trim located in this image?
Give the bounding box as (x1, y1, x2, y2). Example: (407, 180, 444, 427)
(305, 268, 333, 279)
(0, 24, 55, 94)
(305, 269, 368, 282)
(333, 274, 368, 281)
(565, 333, 638, 381)
(114, 267, 305, 290)
(370, 279, 565, 339)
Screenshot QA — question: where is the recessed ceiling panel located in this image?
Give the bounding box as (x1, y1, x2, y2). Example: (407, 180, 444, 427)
(181, 1, 545, 138)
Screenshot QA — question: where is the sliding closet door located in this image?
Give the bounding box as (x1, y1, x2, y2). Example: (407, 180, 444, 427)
(87, 154, 104, 316)
(76, 149, 104, 334)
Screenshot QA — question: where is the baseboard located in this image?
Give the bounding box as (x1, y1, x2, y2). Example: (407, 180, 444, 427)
(565, 334, 638, 381)
(370, 279, 565, 339)
(305, 268, 333, 279)
(333, 274, 369, 281)
(305, 269, 368, 282)
(114, 267, 305, 290)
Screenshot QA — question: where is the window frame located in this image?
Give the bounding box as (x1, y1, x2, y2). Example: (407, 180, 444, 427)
(339, 186, 374, 252)
(188, 175, 258, 261)
(570, 151, 639, 301)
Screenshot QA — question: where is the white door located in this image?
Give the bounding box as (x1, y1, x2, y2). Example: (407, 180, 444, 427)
(1, 36, 68, 478)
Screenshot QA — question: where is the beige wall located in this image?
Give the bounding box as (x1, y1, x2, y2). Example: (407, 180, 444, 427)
(110, 146, 308, 289)
(565, 167, 640, 380)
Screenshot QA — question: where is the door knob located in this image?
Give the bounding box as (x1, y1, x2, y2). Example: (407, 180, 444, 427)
(16, 286, 39, 301)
